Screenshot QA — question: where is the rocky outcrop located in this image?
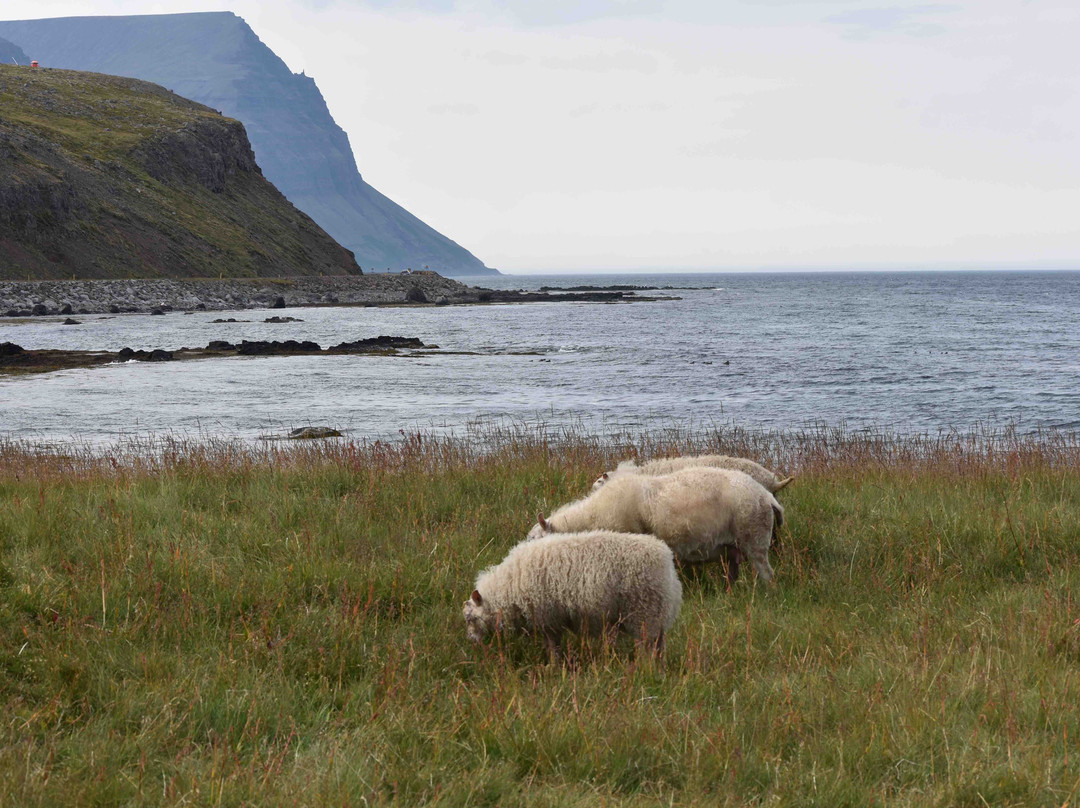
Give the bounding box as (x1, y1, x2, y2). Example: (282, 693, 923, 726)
(0, 13, 496, 276)
(0, 64, 361, 280)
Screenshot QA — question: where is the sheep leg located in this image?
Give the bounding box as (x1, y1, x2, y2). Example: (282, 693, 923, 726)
(543, 629, 563, 664)
(723, 545, 742, 584)
(746, 547, 775, 583)
(634, 622, 666, 660)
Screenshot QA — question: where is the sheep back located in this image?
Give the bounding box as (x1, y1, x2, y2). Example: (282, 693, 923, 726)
(599, 454, 793, 494)
(467, 531, 681, 645)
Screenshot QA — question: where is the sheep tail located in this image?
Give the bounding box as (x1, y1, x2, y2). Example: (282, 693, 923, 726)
(771, 498, 785, 546)
(773, 475, 795, 492)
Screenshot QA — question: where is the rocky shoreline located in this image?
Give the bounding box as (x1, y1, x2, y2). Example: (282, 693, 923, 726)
(0, 274, 478, 316)
(0, 275, 674, 315)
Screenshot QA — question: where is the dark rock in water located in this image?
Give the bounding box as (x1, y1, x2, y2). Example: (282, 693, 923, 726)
(265, 316, 302, 323)
(288, 426, 342, 440)
(0, 342, 24, 356)
(211, 318, 248, 323)
(109, 305, 121, 314)
(331, 336, 426, 352)
(237, 339, 321, 355)
(405, 285, 429, 304)
(31, 303, 48, 316)
(150, 308, 165, 315)
(63, 318, 82, 325)
(207, 340, 235, 350)
(60, 303, 73, 314)
(117, 347, 174, 361)
(271, 296, 286, 309)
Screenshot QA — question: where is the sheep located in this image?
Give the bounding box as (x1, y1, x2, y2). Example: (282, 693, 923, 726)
(462, 531, 681, 660)
(591, 454, 793, 495)
(530, 467, 781, 583)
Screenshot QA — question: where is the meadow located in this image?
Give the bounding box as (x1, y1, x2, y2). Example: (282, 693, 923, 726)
(1, 424, 1079, 806)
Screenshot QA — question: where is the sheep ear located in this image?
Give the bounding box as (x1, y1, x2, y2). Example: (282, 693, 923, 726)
(537, 513, 550, 531)
(471, 589, 482, 605)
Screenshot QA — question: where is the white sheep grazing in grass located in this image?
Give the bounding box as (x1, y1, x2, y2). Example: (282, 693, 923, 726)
(462, 531, 681, 660)
(530, 467, 781, 583)
(591, 454, 793, 495)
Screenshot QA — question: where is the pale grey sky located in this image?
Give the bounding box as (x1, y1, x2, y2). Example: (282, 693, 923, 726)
(4, 1, 1078, 272)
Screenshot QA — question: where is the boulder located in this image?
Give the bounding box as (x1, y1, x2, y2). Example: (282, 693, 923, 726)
(288, 426, 342, 440)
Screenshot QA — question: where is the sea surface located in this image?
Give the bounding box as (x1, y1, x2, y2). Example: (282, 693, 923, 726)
(2, 270, 1079, 447)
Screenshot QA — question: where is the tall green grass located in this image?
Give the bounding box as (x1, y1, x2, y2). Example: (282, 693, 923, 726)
(2, 424, 1079, 806)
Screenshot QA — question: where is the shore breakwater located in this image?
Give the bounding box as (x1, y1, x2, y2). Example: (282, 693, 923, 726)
(0, 274, 478, 315)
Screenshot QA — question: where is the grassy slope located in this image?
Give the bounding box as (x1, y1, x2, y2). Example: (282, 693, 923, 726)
(1, 427, 1079, 806)
(0, 64, 359, 280)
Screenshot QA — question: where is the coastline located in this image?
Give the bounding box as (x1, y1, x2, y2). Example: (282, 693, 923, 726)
(0, 274, 671, 315)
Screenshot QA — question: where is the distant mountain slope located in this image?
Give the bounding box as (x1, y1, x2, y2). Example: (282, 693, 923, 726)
(0, 64, 360, 280)
(0, 12, 496, 276)
(0, 35, 27, 65)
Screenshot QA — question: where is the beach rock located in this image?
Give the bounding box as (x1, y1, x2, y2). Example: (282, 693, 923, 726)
(330, 336, 426, 351)
(150, 308, 165, 315)
(405, 285, 428, 303)
(288, 426, 342, 440)
(271, 296, 286, 309)
(237, 339, 321, 355)
(63, 318, 81, 325)
(31, 303, 48, 316)
(264, 316, 302, 323)
(0, 342, 24, 356)
(59, 303, 73, 314)
(207, 340, 235, 350)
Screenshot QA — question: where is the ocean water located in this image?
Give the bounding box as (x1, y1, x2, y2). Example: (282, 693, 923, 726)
(2, 270, 1079, 446)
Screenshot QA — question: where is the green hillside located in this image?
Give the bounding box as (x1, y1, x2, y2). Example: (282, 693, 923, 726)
(0, 64, 360, 279)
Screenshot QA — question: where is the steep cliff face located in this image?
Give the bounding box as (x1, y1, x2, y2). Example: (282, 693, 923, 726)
(0, 64, 360, 280)
(0, 35, 27, 64)
(0, 13, 496, 276)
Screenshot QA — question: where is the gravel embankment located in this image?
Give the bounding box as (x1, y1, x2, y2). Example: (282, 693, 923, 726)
(0, 273, 479, 315)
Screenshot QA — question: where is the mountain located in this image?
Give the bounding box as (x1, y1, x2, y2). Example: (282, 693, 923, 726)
(0, 12, 496, 276)
(0, 35, 27, 65)
(0, 64, 360, 280)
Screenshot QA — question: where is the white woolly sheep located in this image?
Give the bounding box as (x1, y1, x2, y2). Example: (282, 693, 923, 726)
(591, 454, 793, 495)
(463, 531, 681, 660)
(530, 467, 782, 583)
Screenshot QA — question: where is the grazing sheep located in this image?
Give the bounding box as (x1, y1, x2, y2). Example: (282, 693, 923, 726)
(592, 454, 793, 495)
(463, 531, 681, 659)
(531, 467, 781, 583)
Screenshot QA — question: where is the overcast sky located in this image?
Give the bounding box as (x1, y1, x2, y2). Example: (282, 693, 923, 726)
(4, 1, 1079, 272)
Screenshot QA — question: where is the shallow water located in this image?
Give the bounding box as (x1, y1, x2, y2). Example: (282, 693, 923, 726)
(3, 270, 1079, 445)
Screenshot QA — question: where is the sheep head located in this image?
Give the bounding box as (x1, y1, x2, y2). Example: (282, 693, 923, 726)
(590, 471, 610, 492)
(526, 512, 552, 541)
(462, 589, 497, 642)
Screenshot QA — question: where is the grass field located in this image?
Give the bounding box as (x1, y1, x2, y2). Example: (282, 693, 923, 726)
(2, 425, 1079, 806)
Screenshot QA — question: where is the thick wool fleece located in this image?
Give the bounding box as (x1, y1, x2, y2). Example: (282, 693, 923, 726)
(464, 531, 681, 652)
(535, 467, 781, 582)
(594, 454, 793, 494)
